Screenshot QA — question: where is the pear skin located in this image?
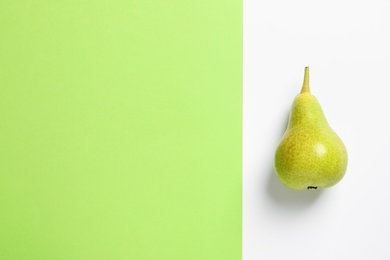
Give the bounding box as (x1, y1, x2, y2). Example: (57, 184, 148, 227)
(274, 67, 348, 190)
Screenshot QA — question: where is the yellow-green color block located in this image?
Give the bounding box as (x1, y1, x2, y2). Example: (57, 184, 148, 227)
(0, 0, 242, 259)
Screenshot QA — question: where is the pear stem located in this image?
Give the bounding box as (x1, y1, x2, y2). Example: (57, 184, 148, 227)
(300, 67, 310, 94)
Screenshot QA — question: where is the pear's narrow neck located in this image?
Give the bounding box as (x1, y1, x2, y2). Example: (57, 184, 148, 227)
(288, 94, 329, 128)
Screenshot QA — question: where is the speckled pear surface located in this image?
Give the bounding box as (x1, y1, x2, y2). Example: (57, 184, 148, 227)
(274, 67, 348, 190)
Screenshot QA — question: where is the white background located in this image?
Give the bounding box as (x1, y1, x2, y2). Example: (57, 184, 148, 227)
(244, 0, 390, 259)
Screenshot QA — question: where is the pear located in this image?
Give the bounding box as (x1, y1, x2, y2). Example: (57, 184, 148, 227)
(274, 67, 348, 190)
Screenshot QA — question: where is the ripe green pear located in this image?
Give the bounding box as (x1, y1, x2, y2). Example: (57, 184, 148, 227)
(274, 67, 348, 190)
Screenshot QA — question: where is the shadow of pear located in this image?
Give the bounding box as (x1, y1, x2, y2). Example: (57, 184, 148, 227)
(266, 167, 323, 211)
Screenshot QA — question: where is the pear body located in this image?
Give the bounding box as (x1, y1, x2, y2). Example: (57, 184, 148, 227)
(274, 69, 348, 190)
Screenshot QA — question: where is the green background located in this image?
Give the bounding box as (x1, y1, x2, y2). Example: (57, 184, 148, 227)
(0, 1, 242, 259)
